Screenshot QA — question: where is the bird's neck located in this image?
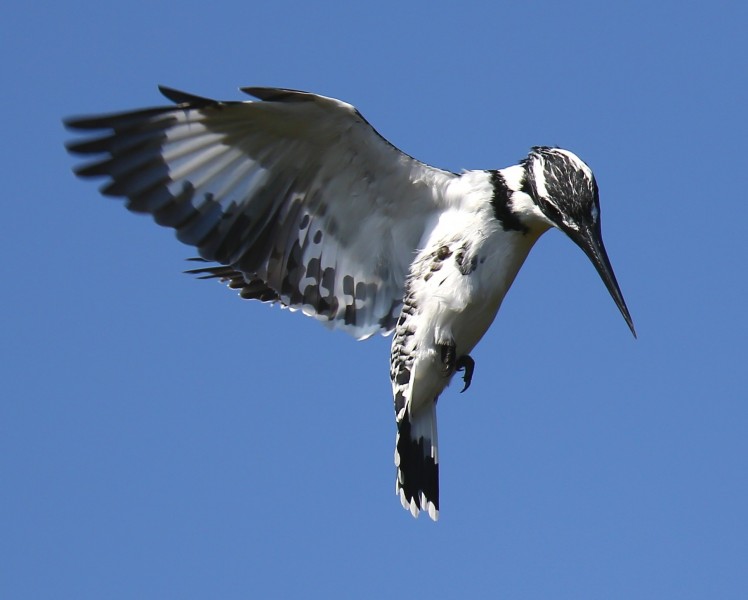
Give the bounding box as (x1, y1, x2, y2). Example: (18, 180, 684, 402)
(492, 164, 553, 235)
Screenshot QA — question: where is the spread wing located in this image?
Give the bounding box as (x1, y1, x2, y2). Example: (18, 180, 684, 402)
(65, 86, 456, 339)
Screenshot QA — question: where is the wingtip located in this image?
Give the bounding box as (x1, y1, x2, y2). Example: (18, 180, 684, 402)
(62, 113, 108, 131)
(240, 86, 315, 102)
(158, 85, 219, 108)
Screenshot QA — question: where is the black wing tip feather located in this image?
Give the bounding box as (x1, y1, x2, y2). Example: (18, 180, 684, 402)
(62, 86, 296, 136)
(240, 86, 316, 102)
(184, 260, 281, 303)
(63, 84, 320, 135)
(62, 85, 220, 135)
(158, 85, 221, 108)
(63, 105, 175, 133)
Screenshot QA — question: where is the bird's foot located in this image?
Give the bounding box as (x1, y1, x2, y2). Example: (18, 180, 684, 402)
(455, 355, 475, 393)
(439, 342, 475, 393)
(440, 342, 457, 376)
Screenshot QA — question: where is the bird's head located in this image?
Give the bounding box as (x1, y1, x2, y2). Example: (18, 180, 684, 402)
(514, 146, 636, 337)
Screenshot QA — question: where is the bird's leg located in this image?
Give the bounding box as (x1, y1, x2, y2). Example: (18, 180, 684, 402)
(455, 355, 475, 393)
(439, 342, 475, 393)
(439, 342, 456, 375)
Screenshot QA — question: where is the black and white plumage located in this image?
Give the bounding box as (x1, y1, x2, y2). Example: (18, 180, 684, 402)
(65, 86, 635, 521)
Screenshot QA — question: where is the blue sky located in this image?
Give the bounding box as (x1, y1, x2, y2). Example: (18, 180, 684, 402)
(2, 1, 747, 598)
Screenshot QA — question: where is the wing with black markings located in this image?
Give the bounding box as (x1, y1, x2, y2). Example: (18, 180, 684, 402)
(65, 86, 456, 338)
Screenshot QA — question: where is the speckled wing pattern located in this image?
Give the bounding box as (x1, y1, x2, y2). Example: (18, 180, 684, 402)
(65, 86, 456, 339)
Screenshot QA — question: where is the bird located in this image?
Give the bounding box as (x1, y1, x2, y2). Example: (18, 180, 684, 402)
(65, 85, 635, 521)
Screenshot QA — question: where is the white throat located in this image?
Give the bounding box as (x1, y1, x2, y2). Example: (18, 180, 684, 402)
(499, 164, 553, 232)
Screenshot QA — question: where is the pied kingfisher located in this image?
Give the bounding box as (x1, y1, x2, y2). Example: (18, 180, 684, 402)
(65, 85, 635, 521)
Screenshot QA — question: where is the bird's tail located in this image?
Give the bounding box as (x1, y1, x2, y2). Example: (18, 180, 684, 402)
(395, 403, 439, 520)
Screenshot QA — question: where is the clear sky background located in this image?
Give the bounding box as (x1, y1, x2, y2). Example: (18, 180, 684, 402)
(2, 1, 747, 598)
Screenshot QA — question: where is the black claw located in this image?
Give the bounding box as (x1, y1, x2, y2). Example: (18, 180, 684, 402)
(455, 355, 475, 393)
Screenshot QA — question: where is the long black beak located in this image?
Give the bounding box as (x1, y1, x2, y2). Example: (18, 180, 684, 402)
(570, 224, 636, 338)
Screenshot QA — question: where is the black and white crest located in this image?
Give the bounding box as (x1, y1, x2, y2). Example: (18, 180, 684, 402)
(65, 86, 634, 521)
(523, 146, 601, 233)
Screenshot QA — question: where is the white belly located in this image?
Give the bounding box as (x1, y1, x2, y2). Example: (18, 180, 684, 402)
(404, 227, 539, 408)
